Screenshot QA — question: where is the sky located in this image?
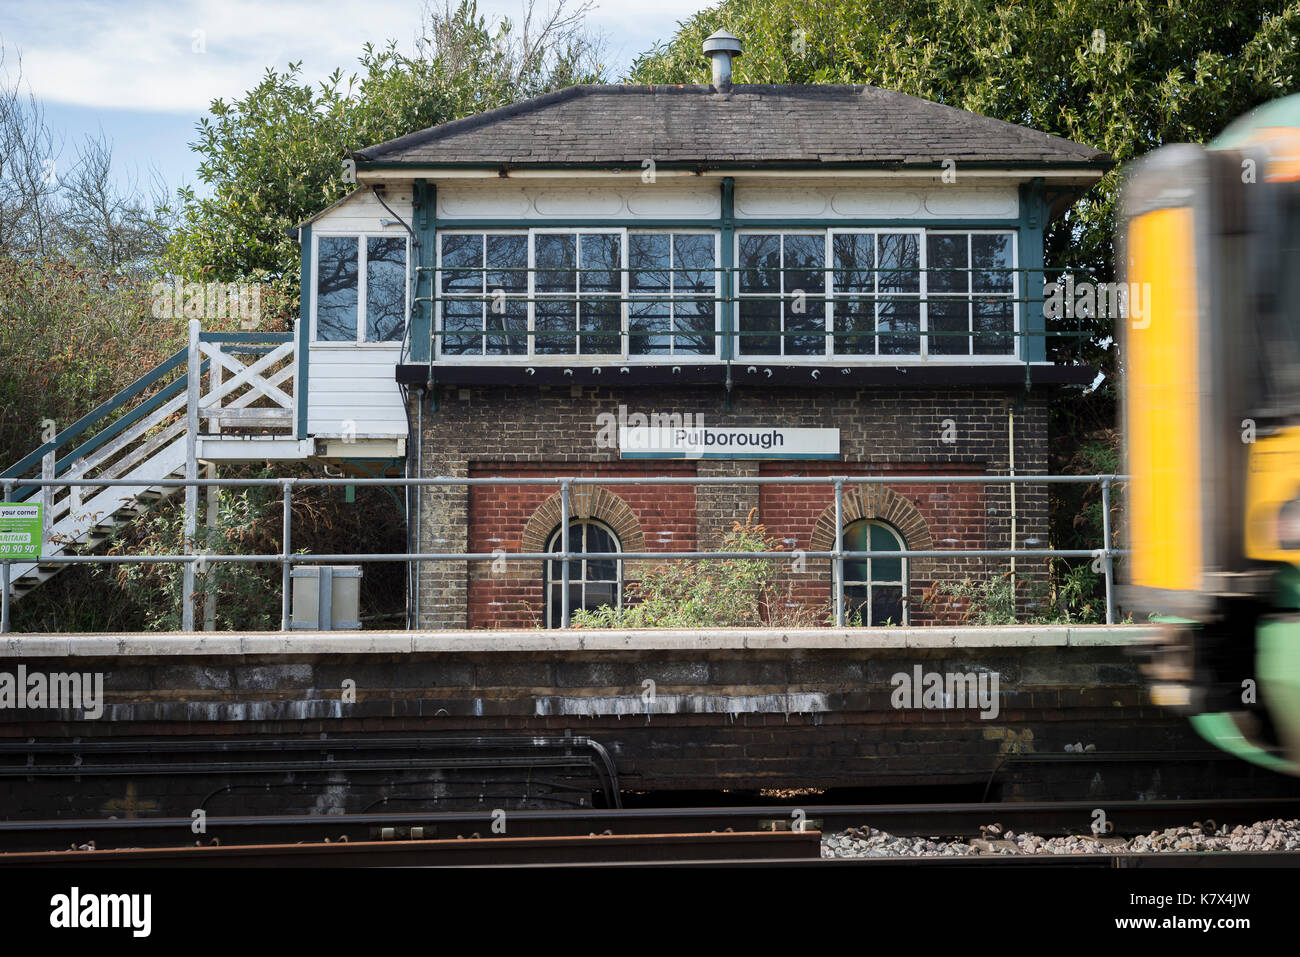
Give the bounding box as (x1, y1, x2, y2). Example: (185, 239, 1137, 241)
(0, 0, 716, 196)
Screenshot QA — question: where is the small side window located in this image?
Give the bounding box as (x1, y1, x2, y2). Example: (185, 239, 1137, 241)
(317, 236, 359, 341)
(314, 234, 408, 343)
(366, 236, 406, 342)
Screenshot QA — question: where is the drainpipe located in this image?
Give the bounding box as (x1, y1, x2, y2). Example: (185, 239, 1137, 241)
(1009, 407, 1016, 590)
(414, 396, 423, 628)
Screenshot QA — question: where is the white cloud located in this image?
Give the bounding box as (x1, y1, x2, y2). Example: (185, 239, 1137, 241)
(0, 0, 716, 115)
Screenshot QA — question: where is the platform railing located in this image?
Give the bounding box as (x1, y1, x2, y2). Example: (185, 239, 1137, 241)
(0, 472, 1126, 634)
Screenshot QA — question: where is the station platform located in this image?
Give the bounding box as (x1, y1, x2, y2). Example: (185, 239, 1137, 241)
(3, 625, 1297, 816)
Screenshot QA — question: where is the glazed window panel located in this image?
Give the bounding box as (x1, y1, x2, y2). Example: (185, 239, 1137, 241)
(839, 520, 908, 626)
(546, 521, 623, 628)
(924, 231, 1017, 357)
(365, 236, 407, 342)
(737, 232, 826, 357)
(826, 229, 1014, 359)
(627, 231, 718, 356)
(316, 236, 359, 342)
(438, 232, 530, 356)
(971, 233, 1016, 355)
(315, 234, 409, 343)
(831, 231, 923, 356)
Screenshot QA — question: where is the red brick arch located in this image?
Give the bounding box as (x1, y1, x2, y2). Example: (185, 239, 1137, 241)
(809, 484, 934, 580)
(519, 487, 646, 554)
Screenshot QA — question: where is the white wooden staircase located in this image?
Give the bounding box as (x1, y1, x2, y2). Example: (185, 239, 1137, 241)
(2, 321, 310, 604)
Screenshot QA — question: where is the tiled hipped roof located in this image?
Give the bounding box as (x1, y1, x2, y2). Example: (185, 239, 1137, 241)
(354, 84, 1111, 168)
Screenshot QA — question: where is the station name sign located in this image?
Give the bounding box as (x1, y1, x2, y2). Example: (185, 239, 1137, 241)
(618, 425, 839, 460)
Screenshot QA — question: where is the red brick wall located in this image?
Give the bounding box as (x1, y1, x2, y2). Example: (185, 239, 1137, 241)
(464, 460, 1000, 628)
(757, 463, 989, 625)
(467, 462, 697, 628)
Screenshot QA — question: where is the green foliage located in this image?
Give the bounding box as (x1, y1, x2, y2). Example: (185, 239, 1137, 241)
(166, 0, 605, 318)
(630, 0, 1300, 374)
(571, 511, 827, 628)
(101, 477, 283, 631)
(0, 256, 185, 465)
(920, 563, 1118, 625)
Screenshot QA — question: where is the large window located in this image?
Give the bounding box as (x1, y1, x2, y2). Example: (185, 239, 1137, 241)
(831, 231, 921, 355)
(535, 231, 622, 355)
(838, 520, 908, 626)
(440, 233, 529, 355)
(433, 226, 1015, 360)
(314, 234, 408, 343)
(629, 233, 718, 355)
(437, 229, 719, 358)
(926, 232, 1016, 356)
(736, 232, 826, 355)
(545, 520, 622, 628)
(737, 228, 1016, 359)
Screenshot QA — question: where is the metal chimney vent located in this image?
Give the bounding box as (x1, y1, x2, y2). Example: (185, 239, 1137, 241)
(703, 30, 742, 92)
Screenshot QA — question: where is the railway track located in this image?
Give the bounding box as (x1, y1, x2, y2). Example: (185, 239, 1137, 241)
(0, 831, 821, 867)
(2, 834, 1298, 868)
(0, 790, 1294, 858)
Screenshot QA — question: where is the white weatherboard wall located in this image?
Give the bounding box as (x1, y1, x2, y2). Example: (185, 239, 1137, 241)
(308, 188, 411, 439)
(436, 183, 721, 220)
(432, 182, 1020, 221)
(733, 184, 1019, 219)
(307, 347, 406, 438)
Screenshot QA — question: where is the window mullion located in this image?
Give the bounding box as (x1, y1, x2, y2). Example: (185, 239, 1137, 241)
(622, 227, 630, 359)
(919, 230, 929, 360)
(779, 235, 786, 358)
(479, 234, 488, 356)
(966, 234, 974, 356)
(357, 235, 367, 345)
(527, 232, 536, 358)
(872, 232, 881, 357)
(823, 230, 832, 357)
(667, 233, 676, 358)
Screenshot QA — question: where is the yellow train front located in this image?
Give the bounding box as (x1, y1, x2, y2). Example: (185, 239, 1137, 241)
(1122, 96, 1300, 773)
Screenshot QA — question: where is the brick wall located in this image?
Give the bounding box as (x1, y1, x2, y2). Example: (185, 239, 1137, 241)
(417, 385, 1051, 629)
(467, 462, 696, 629)
(1, 642, 1289, 816)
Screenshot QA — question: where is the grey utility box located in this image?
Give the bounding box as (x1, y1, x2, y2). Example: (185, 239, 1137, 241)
(291, 565, 362, 630)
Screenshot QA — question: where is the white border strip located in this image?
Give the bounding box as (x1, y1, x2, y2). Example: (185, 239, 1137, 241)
(2, 626, 1150, 657)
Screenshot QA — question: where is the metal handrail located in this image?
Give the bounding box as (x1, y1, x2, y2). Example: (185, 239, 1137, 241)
(1, 472, 1126, 634)
(401, 263, 1115, 363)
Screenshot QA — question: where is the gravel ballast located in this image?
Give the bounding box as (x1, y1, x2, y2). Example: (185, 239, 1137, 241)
(820, 818, 1300, 858)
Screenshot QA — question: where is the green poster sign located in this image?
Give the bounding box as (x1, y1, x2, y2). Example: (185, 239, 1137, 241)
(0, 503, 41, 560)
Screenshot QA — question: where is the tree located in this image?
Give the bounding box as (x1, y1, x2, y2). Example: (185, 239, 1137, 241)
(630, 0, 1300, 373)
(0, 50, 61, 258)
(630, 0, 1300, 620)
(166, 0, 606, 324)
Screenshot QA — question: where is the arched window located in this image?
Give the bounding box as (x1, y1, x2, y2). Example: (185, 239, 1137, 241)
(545, 520, 622, 628)
(839, 520, 907, 625)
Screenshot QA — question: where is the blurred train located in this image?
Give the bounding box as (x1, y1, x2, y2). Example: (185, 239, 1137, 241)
(1121, 94, 1300, 774)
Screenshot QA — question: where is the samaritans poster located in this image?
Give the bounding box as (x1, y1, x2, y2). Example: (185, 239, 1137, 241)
(0, 503, 41, 560)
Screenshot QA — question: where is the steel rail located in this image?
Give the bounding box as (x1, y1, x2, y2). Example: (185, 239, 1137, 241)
(2, 798, 1297, 855)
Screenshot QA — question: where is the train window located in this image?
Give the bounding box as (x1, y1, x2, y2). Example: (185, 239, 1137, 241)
(1249, 181, 1300, 417)
(838, 520, 908, 625)
(545, 520, 622, 627)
